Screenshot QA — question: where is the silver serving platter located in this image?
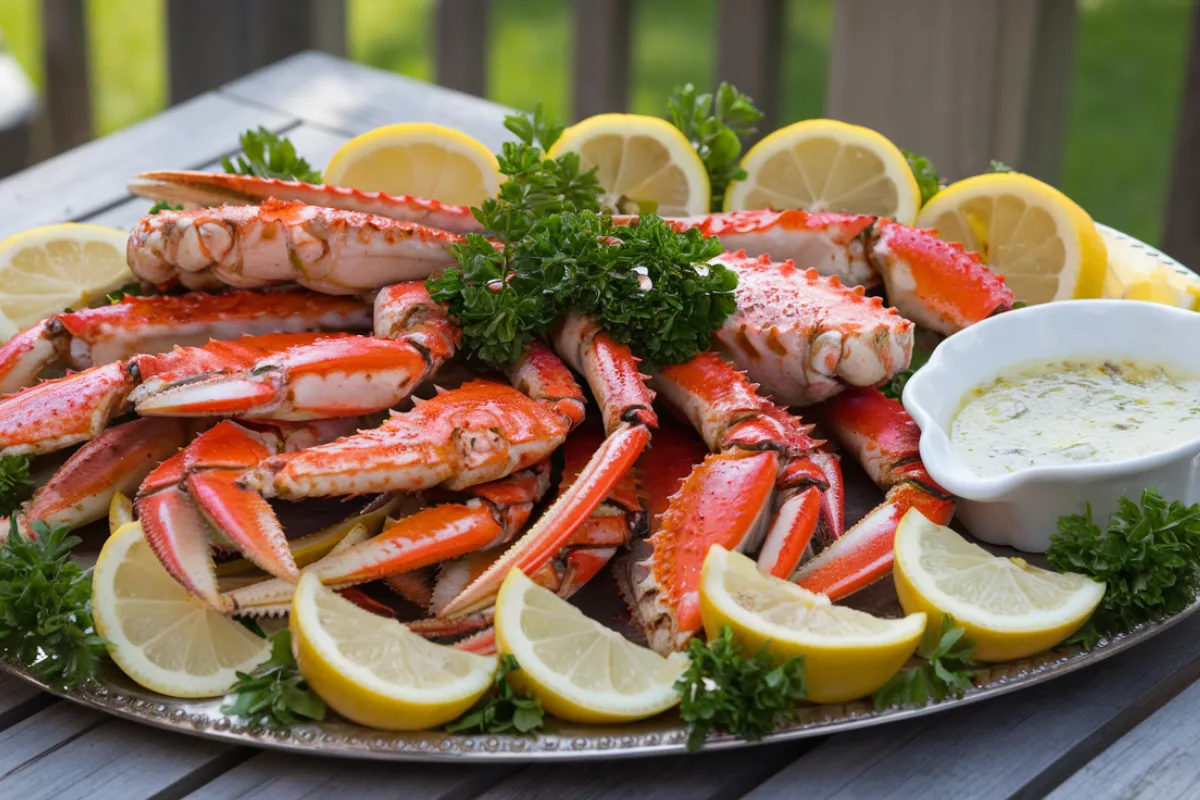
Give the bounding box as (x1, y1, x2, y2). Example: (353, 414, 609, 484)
(0, 224, 1194, 761)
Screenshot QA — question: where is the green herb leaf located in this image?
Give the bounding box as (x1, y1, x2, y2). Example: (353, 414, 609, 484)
(0, 455, 34, 517)
(667, 82, 764, 210)
(221, 128, 323, 184)
(880, 330, 940, 401)
(221, 630, 326, 726)
(106, 282, 147, 304)
(675, 626, 806, 751)
(989, 159, 1015, 173)
(903, 150, 942, 205)
(0, 519, 108, 689)
(445, 654, 545, 735)
(1047, 488, 1200, 639)
(873, 615, 978, 710)
(148, 201, 183, 215)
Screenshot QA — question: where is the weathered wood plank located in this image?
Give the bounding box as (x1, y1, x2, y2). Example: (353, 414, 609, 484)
(168, 0, 348, 104)
(572, 0, 632, 119)
(435, 0, 491, 97)
(827, 0, 1077, 181)
(41, 0, 92, 154)
(220, 52, 512, 150)
(185, 751, 516, 800)
(716, 0, 783, 135)
(475, 741, 811, 800)
(741, 612, 1200, 800)
(0, 92, 292, 240)
(0, 705, 246, 800)
(1163, 0, 1200, 269)
(0, 674, 55, 733)
(1048, 677, 1200, 800)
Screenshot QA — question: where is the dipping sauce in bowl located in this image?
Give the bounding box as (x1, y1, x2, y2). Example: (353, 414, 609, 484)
(951, 359, 1200, 478)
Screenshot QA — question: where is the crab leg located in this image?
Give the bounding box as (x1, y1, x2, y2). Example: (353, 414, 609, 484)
(127, 199, 466, 293)
(129, 170, 485, 234)
(0, 289, 372, 394)
(793, 387, 955, 600)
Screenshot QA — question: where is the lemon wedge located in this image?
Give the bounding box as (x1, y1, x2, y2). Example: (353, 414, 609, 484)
(91, 522, 270, 697)
(1100, 226, 1200, 309)
(494, 568, 688, 723)
(548, 113, 710, 216)
(723, 118, 922, 225)
(893, 509, 1105, 662)
(108, 491, 134, 535)
(699, 546, 925, 703)
(323, 122, 503, 207)
(914, 171, 1107, 305)
(291, 572, 495, 730)
(0, 223, 134, 339)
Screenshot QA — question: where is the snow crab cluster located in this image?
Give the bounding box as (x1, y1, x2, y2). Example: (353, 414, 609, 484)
(0, 170, 1013, 656)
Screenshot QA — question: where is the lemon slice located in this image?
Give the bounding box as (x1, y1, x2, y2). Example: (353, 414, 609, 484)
(494, 569, 688, 723)
(699, 546, 925, 703)
(893, 509, 1105, 662)
(291, 572, 495, 730)
(548, 113, 710, 216)
(1100, 227, 1200, 309)
(108, 492, 134, 535)
(914, 172, 1107, 305)
(0, 223, 134, 339)
(92, 522, 270, 697)
(323, 122, 502, 207)
(723, 118, 922, 224)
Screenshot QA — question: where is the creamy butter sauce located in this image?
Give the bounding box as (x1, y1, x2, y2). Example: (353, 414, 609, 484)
(951, 359, 1200, 477)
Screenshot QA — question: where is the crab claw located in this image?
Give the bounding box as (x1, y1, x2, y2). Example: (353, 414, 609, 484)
(0, 362, 133, 457)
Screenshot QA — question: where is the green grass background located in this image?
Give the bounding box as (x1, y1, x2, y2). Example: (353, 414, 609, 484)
(0, 0, 1188, 244)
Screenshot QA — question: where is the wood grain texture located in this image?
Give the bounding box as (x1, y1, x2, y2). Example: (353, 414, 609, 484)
(827, 0, 1077, 181)
(716, 0, 783, 136)
(436, 0, 491, 97)
(41, 0, 92, 154)
(572, 0, 632, 119)
(0, 92, 292, 239)
(1163, 0, 1200, 271)
(741, 613, 1200, 800)
(185, 751, 516, 800)
(474, 741, 812, 800)
(1048, 677, 1200, 800)
(220, 52, 512, 150)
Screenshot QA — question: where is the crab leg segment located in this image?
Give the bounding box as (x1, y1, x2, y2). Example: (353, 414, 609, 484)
(794, 387, 955, 600)
(0, 289, 372, 394)
(127, 198, 465, 293)
(438, 319, 656, 618)
(129, 170, 486, 234)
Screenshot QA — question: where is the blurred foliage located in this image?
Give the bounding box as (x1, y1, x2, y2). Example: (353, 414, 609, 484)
(0, 0, 1189, 245)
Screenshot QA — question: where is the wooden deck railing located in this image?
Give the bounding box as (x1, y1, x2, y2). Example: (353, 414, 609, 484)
(6, 0, 1200, 268)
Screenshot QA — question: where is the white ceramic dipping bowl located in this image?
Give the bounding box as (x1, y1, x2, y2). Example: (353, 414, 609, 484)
(903, 299, 1200, 553)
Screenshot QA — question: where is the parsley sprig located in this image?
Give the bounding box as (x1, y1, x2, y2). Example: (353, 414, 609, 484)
(222, 127, 323, 184)
(873, 615, 978, 710)
(221, 630, 326, 726)
(0, 519, 107, 689)
(880, 332, 939, 401)
(675, 626, 806, 751)
(1048, 488, 1200, 648)
(903, 150, 942, 206)
(0, 455, 34, 517)
(667, 83, 763, 210)
(147, 201, 183, 215)
(446, 654, 545, 734)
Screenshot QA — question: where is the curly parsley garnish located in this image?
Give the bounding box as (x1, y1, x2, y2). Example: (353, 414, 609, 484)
(0, 519, 107, 689)
(880, 332, 939, 401)
(674, 626, 806, 751)
(1048, 488, 1200, 647)
(873, 615, 978, 710)
(147, 201, 183, 215)
(989, 159, 1015, 173)
(221, 629, 326, 726)
(667, 83, 763, 210)
(446, 653, 544, 735)
(0, 455, 34, 517)
(903, 149, 942, 206)
(221, 127, 323, 184)
(428, 106, 737, 369)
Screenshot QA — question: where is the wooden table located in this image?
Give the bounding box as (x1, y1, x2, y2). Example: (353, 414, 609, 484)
(0, 51, 1194, 800)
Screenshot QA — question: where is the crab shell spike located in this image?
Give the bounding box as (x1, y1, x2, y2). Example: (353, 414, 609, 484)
(128, 170, 486, 234)
(222, 576, 294, 617)
(553, 314, 657, 434)
(439, 420, 652, 619)
(22, 417, 191, 531)
(452, 627, 499, 656)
